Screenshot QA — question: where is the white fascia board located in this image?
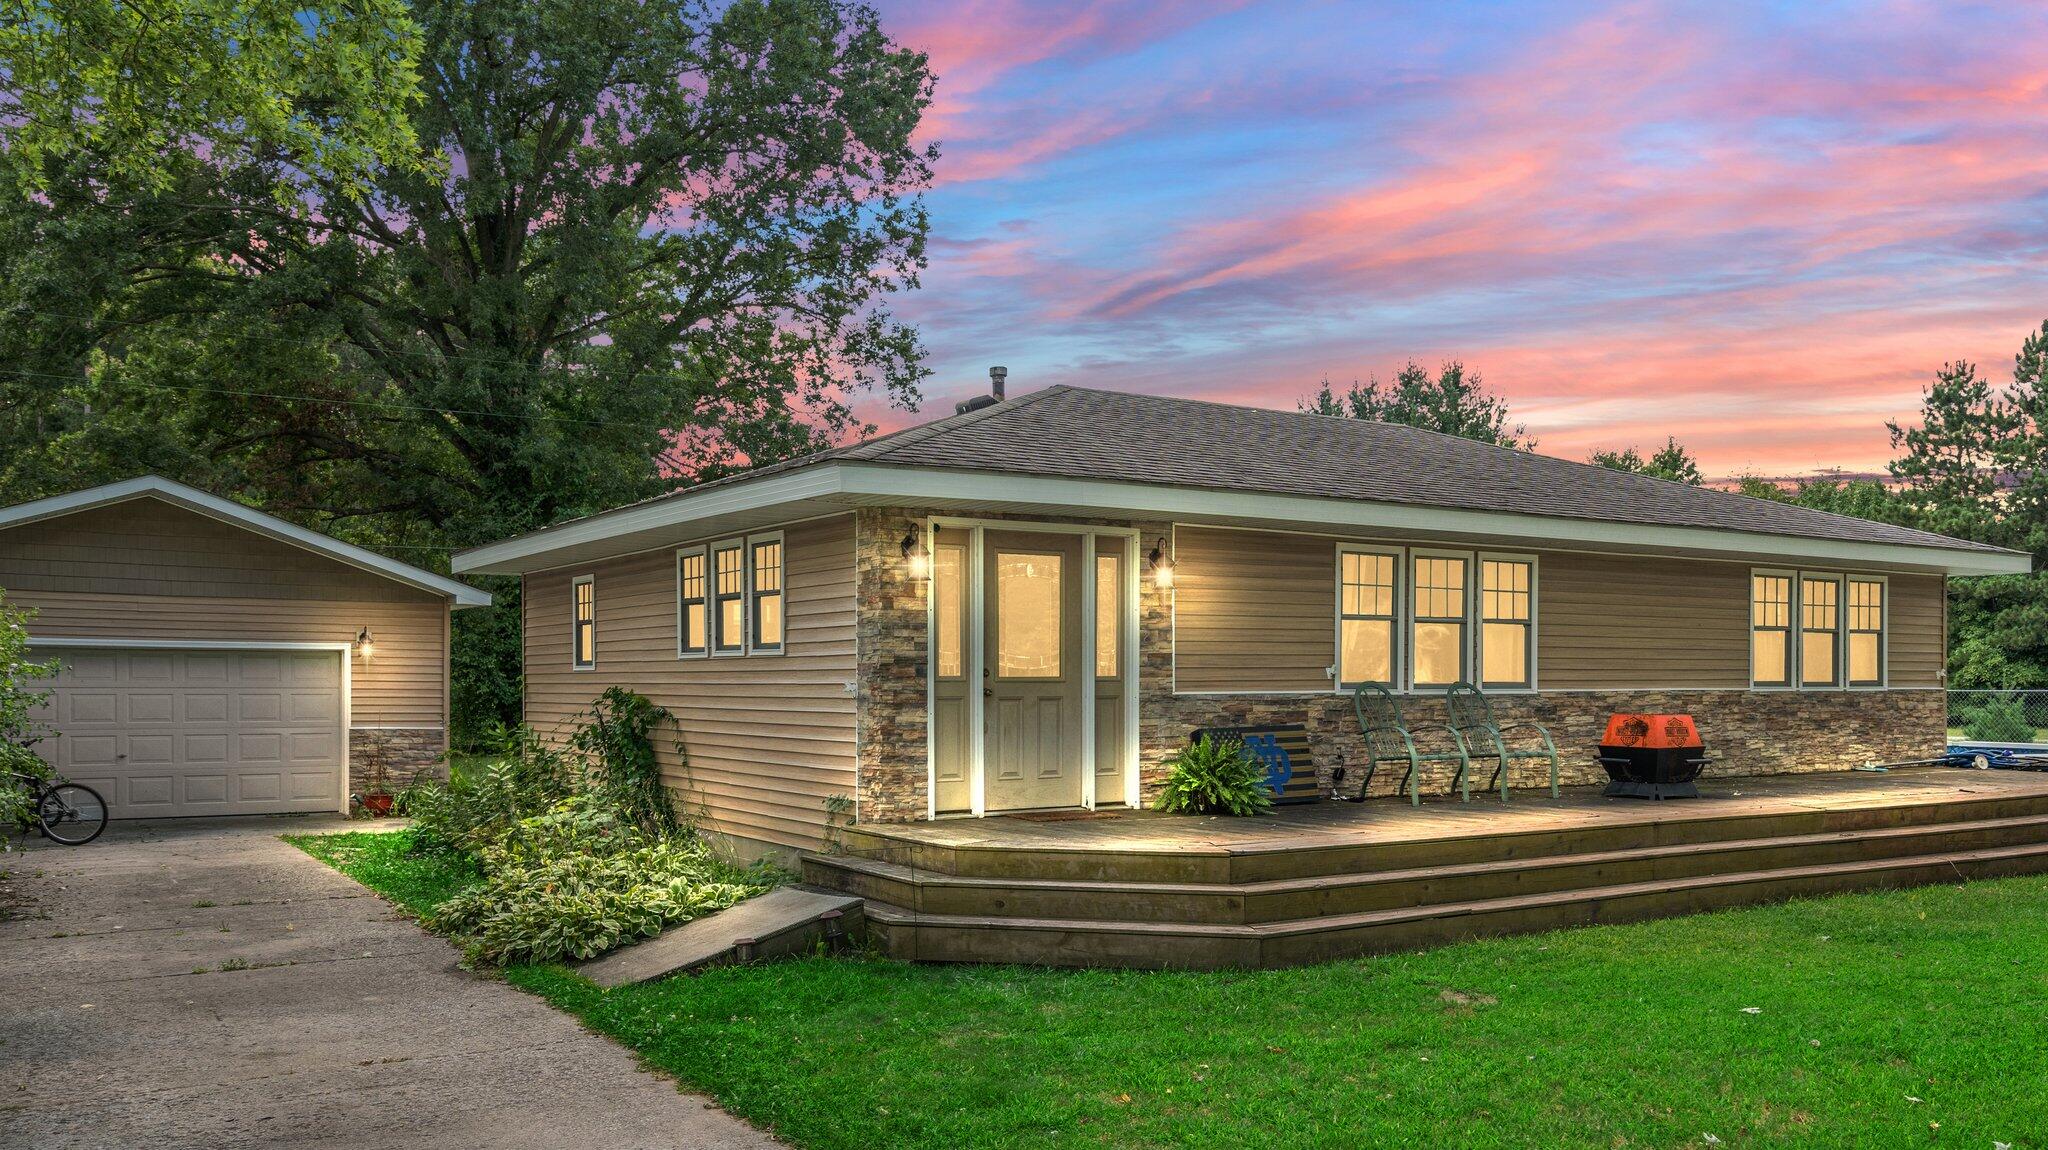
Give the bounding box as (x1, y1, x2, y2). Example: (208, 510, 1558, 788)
(452, 466, 849, 575)
(453, 461, 2034, 579)
(834, 464, 2034, 578)
(0, 476, 493, 606)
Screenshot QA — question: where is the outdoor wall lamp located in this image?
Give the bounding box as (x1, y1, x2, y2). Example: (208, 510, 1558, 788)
(1148, 538, 1174, 590)
(900, 529, 930, 580)
(354, 626, 375, 661)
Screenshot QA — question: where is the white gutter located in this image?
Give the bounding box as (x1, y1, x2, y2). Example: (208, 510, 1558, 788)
(452, 461, 2034, 578)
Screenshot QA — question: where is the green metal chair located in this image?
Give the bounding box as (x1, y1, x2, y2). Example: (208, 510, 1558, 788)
(1444, 682, 1561, 801)
(1348, 683, 1472, 805)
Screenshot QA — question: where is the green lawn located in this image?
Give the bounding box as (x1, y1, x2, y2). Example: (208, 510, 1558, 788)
(296, 829, 2048, 1149)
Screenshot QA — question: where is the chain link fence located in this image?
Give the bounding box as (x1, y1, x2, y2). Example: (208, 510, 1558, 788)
(1948, 690, 2048, 747)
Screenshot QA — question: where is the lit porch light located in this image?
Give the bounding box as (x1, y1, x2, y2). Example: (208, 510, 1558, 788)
(1148, 538, 1174, 589)
(900, 528, 930, 579)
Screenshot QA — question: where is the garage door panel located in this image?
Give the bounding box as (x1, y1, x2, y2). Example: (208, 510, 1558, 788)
(185, 693, 228, 722)
(35, 648, 342, 818)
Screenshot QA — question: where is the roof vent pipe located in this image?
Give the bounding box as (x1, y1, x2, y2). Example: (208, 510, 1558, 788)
(953, 365, 1008, 415)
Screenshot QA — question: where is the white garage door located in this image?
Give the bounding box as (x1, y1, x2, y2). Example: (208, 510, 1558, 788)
(35, 648, 344, 818)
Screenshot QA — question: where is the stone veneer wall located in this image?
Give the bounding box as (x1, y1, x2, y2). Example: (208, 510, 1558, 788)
(853, 508, 1947, 820)
(855, 508, 933, 823)
(1145, 689, 1947, 801)
(348, 727, 447, 794)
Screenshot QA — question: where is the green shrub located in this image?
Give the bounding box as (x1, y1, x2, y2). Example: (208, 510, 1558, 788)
(424, 799, 773, 964)
(0, 593, 58, 838)
(401, 733, 574, 857)
(570, 686, 681, 840)
(1963, 694, 2039, 743)
(1153, 735, 1274, 817)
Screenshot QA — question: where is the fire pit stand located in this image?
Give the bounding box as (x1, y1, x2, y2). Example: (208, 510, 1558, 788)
(1597, 713, 1708, 800)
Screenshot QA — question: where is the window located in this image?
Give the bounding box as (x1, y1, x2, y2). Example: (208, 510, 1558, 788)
(711, 540, 746, 654)
(750, 535, 784, 652)
(1479, 558, 1533, 689)
(1338, 549, 1399, 687)
(1752, 569, 1886, 689)
(935, 542, 966, 678)
(1751, 573, 1792, 687)
(1800, 574, 1841, 687)
(1848, 578, 1885, 686)
(571, 575, 595, 670)
(1410, 553, 1469, 689)
(1095, 553, 1121, 678)
(676, 548, 708, 657)
(995, 551, 1062, 678)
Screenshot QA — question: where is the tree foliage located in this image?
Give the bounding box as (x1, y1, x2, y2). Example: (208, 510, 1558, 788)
(0, 0, 426, 199)
(1302, 361, 1533, 449)
(0, 0, 937, 738)
(1588, 437, 1704, 485)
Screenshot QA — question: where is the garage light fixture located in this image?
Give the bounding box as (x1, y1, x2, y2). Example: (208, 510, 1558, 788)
(354, 627, 375, 661)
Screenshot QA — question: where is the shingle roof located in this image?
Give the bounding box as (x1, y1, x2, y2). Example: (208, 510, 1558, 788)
(671, 385, 2015, 556)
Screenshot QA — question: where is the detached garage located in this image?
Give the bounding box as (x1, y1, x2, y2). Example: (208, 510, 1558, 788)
(0, 476, 490, 818)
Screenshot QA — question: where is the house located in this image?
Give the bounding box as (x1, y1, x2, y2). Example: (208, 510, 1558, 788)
(0, 476, 490, 818)
(453, 381, 2031, 859)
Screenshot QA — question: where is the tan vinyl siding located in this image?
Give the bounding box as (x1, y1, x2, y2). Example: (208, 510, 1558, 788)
(0, 499, 451, 727)
(523, 515, 856, 853)
(0, 498, 442, 602)
(1172, 527, 1333, 692)
(1537, 552, 1750, 688)
(1887, 574, 1945, 687)
(1170, 526, 1944, 694)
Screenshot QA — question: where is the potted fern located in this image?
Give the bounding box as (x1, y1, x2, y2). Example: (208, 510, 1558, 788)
(1154, 734, 1274, 817)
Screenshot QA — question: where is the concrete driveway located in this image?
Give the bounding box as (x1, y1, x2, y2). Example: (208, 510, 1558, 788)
(0, 817, 784, 1150)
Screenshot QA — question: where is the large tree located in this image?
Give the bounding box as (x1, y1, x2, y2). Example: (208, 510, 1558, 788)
(0, 0, 936, 739)
(1301, 360, 1533, 449)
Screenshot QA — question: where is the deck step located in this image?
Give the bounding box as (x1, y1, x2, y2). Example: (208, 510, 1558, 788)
(573, 887, 863, 987)
(807, 812, 2048, 925)
(832, 787, 2048, 885)
(854, 838, 2048, 969)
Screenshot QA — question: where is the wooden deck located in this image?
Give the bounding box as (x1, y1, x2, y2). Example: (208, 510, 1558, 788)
(803, 769, 2048, 968)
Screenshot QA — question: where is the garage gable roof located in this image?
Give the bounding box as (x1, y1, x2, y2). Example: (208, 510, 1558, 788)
(0, 476, 491, 607)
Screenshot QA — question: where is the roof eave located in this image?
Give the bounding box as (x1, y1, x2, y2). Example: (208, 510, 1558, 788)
(455, 461, 2032, 579)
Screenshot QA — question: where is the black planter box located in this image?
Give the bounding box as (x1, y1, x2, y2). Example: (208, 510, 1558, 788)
(1597, 744, 1708, 800)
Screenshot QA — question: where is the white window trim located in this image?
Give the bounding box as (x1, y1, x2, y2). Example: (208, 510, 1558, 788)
(1333, 543, 1405, 691)
(1406, 547, 1474, 693)
(747, 530, 787, 656)
(1846, 573, 1890, 690)
(571, 574, 595, 671)
(1476, 551, 1539, 693)
(1751, 567, 1888, 692)
(1798, 570, 1847, 690)
(709, 537, 748, 657)
(675, 545, 709, 659)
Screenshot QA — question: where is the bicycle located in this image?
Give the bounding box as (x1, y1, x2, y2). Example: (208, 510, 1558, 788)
(9, 769, 109, 846)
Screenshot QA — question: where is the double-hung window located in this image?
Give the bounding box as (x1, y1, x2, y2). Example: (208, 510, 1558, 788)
(1338, 549, 1399, 687)
(676, 547, 708, 657)
(571, 575, 596, 670)
(711, 540, 747, 655)
(1799, 574, 1843, 688)
(749, 535, 784, 653)
(1847, 578, 1885, 687)
(1410, 553, 1470, 690)
(1750, 573, 1793, 688)
(1751, 569, 1885, 689)
(1479, 557, 1534, 689)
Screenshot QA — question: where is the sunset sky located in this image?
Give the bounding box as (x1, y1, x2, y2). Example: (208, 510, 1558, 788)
(855, 1, 2048, 477)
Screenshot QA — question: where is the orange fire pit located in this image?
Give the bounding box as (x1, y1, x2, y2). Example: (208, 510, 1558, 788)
(1597, 713, 1707, 799)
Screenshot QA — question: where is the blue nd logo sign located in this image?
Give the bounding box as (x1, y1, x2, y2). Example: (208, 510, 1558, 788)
(1241, 732, 1292, 796)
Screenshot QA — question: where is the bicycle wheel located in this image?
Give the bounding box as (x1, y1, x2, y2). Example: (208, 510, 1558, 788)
(38, 782, 109, 846)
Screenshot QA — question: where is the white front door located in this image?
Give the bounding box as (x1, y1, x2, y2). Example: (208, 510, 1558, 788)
(34, 647, 345, 817)
(982, 532, 1084, 811)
